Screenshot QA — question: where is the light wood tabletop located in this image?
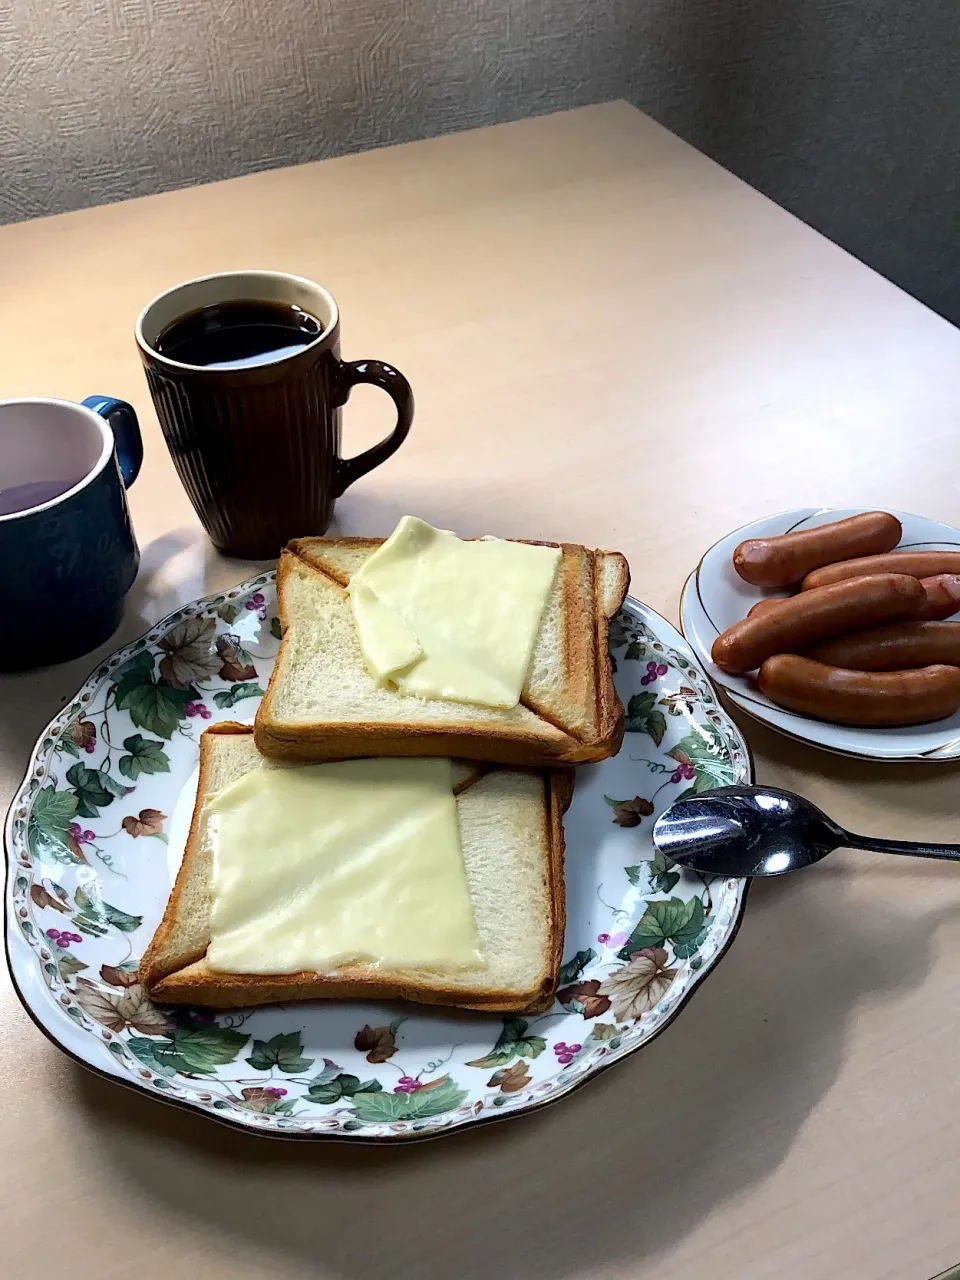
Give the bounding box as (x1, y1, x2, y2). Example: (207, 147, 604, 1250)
(2, 101, 960, 1280)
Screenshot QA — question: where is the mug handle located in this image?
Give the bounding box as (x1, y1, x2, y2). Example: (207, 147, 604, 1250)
(82, 395, 144, 488)
(332, 360, 414, 498)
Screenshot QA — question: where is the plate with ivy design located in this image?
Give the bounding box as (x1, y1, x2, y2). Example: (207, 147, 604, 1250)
(5, 576, 751, 1142)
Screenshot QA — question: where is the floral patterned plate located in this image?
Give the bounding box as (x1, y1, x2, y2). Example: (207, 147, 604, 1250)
(5, 576, 751, 1142)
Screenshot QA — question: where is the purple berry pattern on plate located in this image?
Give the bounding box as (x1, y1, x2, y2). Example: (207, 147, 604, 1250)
(6, 576, 748, 1140)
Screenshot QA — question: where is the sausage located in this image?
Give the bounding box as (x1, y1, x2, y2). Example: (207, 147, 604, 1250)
(803, 551, 960, 591)
(747, 596, 793, 618)
(807, 621, 960, 671)
(749, 574, 960, 624)
(914, 574, 960, 621)
(712, 573, 925, 674)
(733, 512, 901, 588)
(758, 655, 960, 726)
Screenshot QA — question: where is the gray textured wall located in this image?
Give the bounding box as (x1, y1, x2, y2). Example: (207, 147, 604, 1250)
(1, 0, 957, 324)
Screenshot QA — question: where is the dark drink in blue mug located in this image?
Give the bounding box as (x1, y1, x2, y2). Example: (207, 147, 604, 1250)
(0, 396, 142, 669)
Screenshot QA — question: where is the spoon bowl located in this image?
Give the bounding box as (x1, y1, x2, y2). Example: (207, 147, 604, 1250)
(653, 784, 960, 877)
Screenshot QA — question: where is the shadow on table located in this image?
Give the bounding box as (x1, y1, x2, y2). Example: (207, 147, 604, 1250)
(725, 702, 960, 838)
(0, 487, 518, 790)
(74, 863, 955, 1280)
(0, 487, 485, 785)
(0, 529, 269, 786)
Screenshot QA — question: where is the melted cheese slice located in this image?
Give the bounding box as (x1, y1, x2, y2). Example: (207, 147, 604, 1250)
(206, 757, 483, 975)
(348, 516, 561, 709)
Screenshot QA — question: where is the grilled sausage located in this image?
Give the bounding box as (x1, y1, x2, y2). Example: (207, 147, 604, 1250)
(750, 573, 960, 624)
(733, 512, 902, 588)
(712, 574, 925, 674)
(803, 551, 960, 591)
(806, 621, 960, 671)
(758, 655, 960, 726)
(748, 596, 792, 618)
(914, 574, 960, 621)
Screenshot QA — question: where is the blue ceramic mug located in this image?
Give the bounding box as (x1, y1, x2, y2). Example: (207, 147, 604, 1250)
(0, 396, 143, 669)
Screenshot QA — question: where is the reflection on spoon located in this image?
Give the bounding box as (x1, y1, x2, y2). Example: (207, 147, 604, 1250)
(653, 785, 960, 877)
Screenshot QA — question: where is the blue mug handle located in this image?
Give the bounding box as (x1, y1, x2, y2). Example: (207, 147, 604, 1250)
(81, 395, 143, 488)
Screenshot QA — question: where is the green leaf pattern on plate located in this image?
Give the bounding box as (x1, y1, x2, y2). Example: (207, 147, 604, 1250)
(624, 691, 667, 745)
(619, 896, 710, 961)
(27, 786, 78, 860)
(307, 1071, 384, 1105)
(72, 885, 143, 937)
(245, 1031, 314, 1074)
(118, 735, 171, 781)
(465, 1018, 547, 1069)
(212, 681, 265, 710)
(667, 724, 738, 792)
(149, 1026, 251, 1075)
(349, 1075, 468, 1124)
(9, 577, 748, 1138)
(65, 763, 116, 819)
(557, 947, 597, 985)
(115, 668, 195, 740)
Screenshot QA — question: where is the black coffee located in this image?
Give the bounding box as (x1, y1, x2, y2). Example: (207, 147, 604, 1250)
(156, 300, 324, 369)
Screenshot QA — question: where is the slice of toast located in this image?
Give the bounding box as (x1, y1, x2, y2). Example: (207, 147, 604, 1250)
(254, 537, 629, 765)
(140, 723, 573, 1013)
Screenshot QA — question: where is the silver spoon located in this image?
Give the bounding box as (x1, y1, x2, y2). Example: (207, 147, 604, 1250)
(652, 784, 960, 877)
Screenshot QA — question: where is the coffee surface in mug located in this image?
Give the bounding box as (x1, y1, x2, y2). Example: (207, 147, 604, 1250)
(155, 300, 324, 369)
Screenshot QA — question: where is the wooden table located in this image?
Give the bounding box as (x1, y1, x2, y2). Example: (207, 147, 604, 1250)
(2, 102, 960, 1280)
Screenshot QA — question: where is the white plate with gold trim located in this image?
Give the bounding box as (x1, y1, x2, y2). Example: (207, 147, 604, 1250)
(680, 506, 960, 761)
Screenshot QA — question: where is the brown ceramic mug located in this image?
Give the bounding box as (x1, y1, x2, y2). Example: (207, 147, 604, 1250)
(135, 271, 413, 558)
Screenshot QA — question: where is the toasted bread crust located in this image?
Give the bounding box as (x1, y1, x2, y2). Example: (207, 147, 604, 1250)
(136, 724, 253, 987)
(520, 543, 596, 740)
(595, 550, 630, 759)
(148, 964, 562, 1014)
(140, 725, 571, 1013)
(254, 537, 629, 766)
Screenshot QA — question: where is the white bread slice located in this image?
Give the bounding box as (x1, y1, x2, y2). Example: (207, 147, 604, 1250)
(139, 723, 572, 1013)
(254, 537, 629, 766)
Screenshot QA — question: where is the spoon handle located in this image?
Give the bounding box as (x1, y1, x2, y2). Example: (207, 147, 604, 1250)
(846, 832, 960, 862)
